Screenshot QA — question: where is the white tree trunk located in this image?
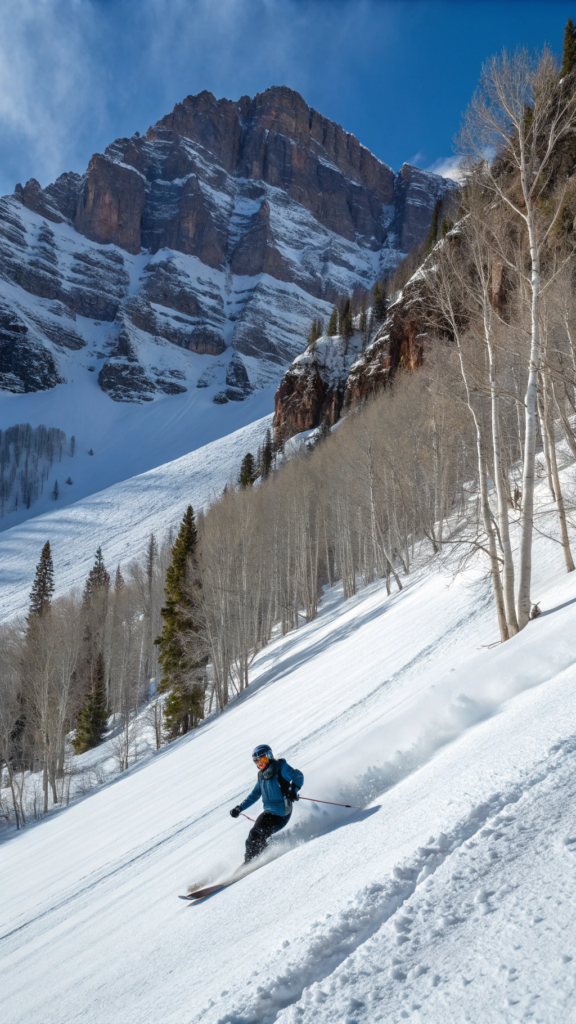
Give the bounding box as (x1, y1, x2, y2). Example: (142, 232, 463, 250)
(484, 311, 518, 635)
(517, 234, 541, 628)
(542, 370, 575, 572)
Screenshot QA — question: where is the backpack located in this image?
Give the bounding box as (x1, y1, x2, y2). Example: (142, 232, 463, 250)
(276, 758, 292, 800)
(259, 758, 295, 810)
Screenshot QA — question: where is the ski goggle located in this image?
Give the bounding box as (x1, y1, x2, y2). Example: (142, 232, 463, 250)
(253, 754, 270, 768)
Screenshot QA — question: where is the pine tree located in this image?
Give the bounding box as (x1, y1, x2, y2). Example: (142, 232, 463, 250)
(79, 547, 110, 705)
(440, 216, 454, 238)
(339, 298, 353, 342)
(239, 452, 256, 488)
(372, 281, 387, 326)
(156, 508, 198, 684)
(65, 477, 73, 485)
(326, 307, 338, 336)
(72, 653, 108, 753)
(83, 547, 110, 602)
(51, 480, 59, 500)
(28, 541, 54, 620)
(306, 317, 323, 346)
(155, 506, 205, 737)
(561, 17, 576, 78)
(17, 542, 56, 771)
(163, 682, 205, 740)
(272, 431, 285, 460)
(146, 534, 157, 593)
(260, 429, 274, 480)
(114, 565, 124, 592)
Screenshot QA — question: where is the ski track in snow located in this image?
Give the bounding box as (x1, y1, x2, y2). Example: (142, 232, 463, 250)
(2, 460, 576, 1022)
(211, 735, 576, 1024)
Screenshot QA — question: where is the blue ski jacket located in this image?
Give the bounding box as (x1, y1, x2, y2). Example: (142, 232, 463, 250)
(239, 759, 304, 818)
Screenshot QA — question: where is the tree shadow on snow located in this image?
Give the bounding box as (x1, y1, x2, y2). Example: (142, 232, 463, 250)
(539, 596, 576, 617)
(231, 583, 418, 707)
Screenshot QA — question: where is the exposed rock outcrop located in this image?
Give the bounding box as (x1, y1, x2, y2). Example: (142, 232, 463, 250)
(224, 352, 253, 400)
(0, 303, 64, 393)
(274, 333, 364, 438)
(74, 155, 146, 255)
(97, 328, 188, 402)
(388, 164, 458, 251)
(274, 251, 448, 439)
(14, 86, 458, 288)
(343, 286, 429, 409)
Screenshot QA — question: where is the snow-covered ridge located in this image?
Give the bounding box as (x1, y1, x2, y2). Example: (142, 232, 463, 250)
(0, 89, 458, 538)
(4, 85, 459, 404)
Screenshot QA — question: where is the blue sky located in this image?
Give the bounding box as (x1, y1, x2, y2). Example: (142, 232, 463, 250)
(0, 0, 573, 196)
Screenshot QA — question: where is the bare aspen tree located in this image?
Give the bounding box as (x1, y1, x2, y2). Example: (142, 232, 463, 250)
(424, 235, 509, 640)
(461, 46, 576, 627)
(540, 295, 576, 570)
(0, 623, 26, 827)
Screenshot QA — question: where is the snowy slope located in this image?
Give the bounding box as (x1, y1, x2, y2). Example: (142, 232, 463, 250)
(0, 196, 301, 531)
(1, 510, 576, 1022)
(0, 412, 273, 622)
(0, 322, 277, 534)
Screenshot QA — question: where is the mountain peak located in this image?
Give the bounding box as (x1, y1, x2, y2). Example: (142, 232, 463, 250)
(4, 88, 458, 406)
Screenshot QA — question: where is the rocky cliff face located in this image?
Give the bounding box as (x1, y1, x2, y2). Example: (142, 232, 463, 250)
(343, 278, 430, 410)
(274, 332, 364, 438)
(273, 257, 443, 439)
(1, 86, 457, 403)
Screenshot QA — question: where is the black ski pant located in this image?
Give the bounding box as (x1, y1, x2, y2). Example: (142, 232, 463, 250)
(245, 811, 291, 862)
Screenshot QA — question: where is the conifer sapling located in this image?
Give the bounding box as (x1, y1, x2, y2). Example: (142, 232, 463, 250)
(326, 307, 338, 336)
(73, 653, 108, 754)
(239, 452, 256, 488)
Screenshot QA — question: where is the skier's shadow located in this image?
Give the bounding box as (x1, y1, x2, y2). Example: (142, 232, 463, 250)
(276, 804, 382, 852)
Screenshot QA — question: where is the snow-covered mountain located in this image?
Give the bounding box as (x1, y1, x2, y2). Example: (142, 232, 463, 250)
(1, 464, 575, 1024)
(0, 87, 458, 399)
(0, 88, 458, 529)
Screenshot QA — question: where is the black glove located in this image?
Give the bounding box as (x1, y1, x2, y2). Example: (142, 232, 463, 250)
(230, 806, 241, 818)
(288, 784, 300, 802)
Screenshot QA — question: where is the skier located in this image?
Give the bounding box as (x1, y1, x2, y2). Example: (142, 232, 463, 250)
(230, 744, 304, 862)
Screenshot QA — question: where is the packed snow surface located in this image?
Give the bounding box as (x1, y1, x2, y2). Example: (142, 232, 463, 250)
(1, 515, 576, 1023)
(0, 412, 273, 621)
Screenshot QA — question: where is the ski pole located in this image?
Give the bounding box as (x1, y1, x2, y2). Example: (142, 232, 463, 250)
(241, 812, 256, 822)
(299, 796, 361, 810)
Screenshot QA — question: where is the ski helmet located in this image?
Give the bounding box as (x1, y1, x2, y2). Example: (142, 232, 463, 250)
(252, 744, 273, 762)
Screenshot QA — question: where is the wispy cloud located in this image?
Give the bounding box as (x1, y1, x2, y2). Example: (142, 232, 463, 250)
(426, 155, 465, 182)
(0, 0, 104, 191)
(0, 0, 402, 196)
(0, 0, 392, 196)
(407, 151, 426, 167)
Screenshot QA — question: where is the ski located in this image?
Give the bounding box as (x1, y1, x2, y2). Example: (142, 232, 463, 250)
(179, 882, 231, 901)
